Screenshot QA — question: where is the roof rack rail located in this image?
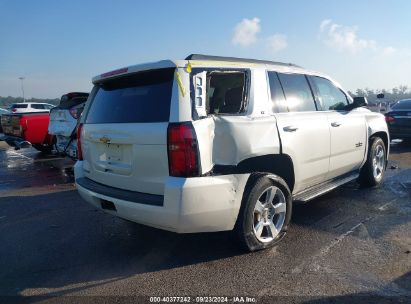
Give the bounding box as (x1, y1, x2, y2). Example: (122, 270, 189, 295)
(185, 54, 301, 68)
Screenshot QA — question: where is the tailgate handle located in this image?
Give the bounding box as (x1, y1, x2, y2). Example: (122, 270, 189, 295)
(283, 126, 298, 132)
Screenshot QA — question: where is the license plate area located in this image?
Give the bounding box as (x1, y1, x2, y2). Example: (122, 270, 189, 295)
(106, 144, 122, 162)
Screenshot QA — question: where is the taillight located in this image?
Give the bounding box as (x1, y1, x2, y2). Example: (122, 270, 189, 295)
(69, 107, 79, 119)
(77, 123, 84, 160)
(12, 108, 16, 112)
(167, 123, 199, 177)
(385, 116, 395, 123)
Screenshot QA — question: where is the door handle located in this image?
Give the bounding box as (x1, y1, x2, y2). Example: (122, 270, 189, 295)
(283, 126, 298, 132)
(331, 122, 342, 127)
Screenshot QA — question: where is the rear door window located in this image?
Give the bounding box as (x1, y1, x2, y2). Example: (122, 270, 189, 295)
(85, 68, 175, 124)
(31, 104, 45, 109)
(277, 73, 317, 112)
(268, 72, 287, 113)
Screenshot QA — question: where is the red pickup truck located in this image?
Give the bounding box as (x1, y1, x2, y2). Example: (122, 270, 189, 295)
(1, 112, 55, 153)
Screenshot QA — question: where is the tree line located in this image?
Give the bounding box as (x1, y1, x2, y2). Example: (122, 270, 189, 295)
(0, 96, 59, 108)
(348, 85, 411, 104)
(1, 85, 410, 108)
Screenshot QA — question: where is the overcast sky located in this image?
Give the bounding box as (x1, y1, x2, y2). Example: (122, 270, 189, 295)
(1, 0, 410, 98)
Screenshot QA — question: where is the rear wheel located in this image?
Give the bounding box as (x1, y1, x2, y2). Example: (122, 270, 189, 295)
(359, 137, 386, 187)
(235, 174, 292, 252)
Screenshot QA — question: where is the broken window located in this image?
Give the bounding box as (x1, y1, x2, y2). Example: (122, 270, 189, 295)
(193, 70, 246, 117)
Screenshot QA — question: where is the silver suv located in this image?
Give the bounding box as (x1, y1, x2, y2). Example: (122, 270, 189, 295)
(75, 54, 389, 251)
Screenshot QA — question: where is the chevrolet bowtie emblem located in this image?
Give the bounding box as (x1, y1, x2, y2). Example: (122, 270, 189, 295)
(99, 136, 111, 144)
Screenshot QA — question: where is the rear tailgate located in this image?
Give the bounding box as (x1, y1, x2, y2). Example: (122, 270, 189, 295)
(81, 68, 176, 195)
(82, 123, 169, 195)
(49, 108, 77, 137)
(1, 114, 23, 137)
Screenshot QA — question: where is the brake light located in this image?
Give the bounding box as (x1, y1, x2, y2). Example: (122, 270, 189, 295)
(167, 123, 199, 177)
(12, 108, 16, 112)
(385, 116, 395, 123)
(77, 123, 84, 160)
(100, 67, 128, 78)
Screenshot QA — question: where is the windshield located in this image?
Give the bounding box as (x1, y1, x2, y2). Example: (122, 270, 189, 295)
(85, 68, 174, 124)
(392, 100, 411, 110)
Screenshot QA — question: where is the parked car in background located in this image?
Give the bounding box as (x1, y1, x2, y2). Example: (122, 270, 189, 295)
(1, 111, 54, 152)
(75, 54, 389, 252)
(48, 92, 89, 159)
(10, 102, 55, 113)
(385, 99, 411, 141)
(0, 108, 10, 133)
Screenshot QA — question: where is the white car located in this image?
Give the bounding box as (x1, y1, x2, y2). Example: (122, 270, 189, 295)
(10, 102, 55, 113)
(48, 93, 89, 158)
(75, 54, 389, 251)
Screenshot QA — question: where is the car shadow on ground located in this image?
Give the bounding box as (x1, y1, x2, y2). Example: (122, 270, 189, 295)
(0, 189, 244, 297)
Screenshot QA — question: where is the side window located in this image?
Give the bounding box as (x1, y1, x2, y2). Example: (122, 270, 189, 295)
(206, 72, 246, 115)
(31, 104, 45, 109)
(277, 73, 317, 112)
(311, 77, 348, 111)
(268, 72, 287, 113)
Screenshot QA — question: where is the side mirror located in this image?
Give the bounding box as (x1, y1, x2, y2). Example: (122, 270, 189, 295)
(353, 96, 368, 108)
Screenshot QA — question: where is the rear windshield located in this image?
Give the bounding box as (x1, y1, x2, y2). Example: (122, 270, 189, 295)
(11, 104, 28, 109)
(59, 93, 89, 108)
(392, 100, 411, 110)
(85, 68, 175, 124)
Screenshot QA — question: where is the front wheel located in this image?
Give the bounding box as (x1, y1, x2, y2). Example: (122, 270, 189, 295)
(235, 174, 292, 252)
(359, 137, 386, 187)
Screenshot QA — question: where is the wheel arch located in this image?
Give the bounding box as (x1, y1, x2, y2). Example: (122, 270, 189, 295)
(370, 131, 388, 151)
(236, 154, 295, 192)
(366, 113, 390, 156)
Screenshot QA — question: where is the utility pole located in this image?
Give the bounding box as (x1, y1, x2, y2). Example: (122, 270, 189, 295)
(18, 77, 25, 102)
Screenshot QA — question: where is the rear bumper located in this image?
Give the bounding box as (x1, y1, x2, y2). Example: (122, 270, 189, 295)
(74, 161, 249, 233)
(388, 126, 411, 139)
(389, 132, 411, 139)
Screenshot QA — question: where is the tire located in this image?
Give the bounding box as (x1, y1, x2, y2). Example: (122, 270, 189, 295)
(235, 174, 292, 252)
(32, 144, 53, 154)
(359, 137, 386, 187)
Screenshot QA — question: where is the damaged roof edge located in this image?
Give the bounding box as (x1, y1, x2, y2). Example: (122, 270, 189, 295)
(92, 55, 320, 85)
(185, 54, 302, 68)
